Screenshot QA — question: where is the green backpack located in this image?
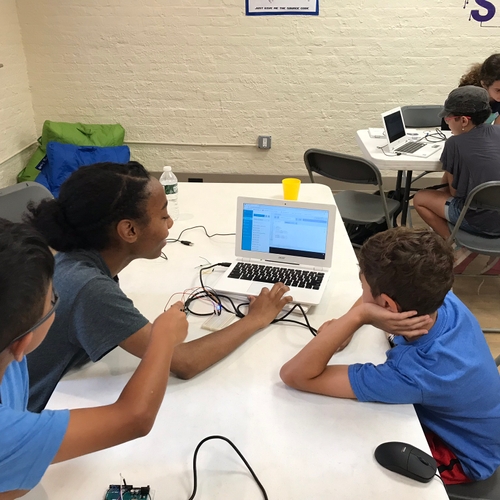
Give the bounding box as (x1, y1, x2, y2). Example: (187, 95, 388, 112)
(17, 121, 126, 182)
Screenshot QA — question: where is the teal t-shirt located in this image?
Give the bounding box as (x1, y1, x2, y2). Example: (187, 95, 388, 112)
(487, 100, 500, 124)
(0, 358, 69, 492)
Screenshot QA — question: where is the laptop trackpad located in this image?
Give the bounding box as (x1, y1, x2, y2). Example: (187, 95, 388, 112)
(247, 282, 266, 296)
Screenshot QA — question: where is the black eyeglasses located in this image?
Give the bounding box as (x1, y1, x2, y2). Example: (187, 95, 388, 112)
(8, 289, 59, 347)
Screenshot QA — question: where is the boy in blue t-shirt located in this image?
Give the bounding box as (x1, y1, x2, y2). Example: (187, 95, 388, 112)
(280, 227, 500, 484)
(0, 219, 188, 497)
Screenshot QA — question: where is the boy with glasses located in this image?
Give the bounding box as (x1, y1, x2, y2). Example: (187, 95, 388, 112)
(0, 219, 187, 498)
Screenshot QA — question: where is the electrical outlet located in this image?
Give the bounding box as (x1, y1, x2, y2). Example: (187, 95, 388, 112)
(258, 135, 272, 149)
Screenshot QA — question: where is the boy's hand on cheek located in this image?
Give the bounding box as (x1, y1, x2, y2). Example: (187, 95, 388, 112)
(357, 302, 432, 336)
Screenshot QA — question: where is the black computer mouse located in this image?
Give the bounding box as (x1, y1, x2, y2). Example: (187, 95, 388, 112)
(374, 441, 437, 483)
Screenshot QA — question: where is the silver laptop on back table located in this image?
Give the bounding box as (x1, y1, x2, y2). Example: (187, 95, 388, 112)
(381, 107, 441, 158)
(213, 197, 336, 306)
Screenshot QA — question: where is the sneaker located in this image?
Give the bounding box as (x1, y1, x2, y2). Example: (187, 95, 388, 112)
(453, 248, 479, 274)
(480, 256, 500, 275)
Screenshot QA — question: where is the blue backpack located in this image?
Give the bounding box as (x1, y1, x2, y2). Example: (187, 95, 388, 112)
(36, 142, 130, 197)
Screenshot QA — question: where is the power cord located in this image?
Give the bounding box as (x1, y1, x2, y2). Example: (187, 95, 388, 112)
(183, 263, 318, 335)
(188, 435, 268, 500)
(434, 472, 446, 487)
(167, 225, 236, 246)
(377, 144, 400, 156)
(423, 128, 447, 142)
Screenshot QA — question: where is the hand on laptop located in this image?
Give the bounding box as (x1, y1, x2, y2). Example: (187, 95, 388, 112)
(246, 282, 293, 330)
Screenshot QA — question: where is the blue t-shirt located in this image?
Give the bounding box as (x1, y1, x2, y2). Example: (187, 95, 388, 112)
(0, 358, 69, 492)
(348, 292, 500, 481)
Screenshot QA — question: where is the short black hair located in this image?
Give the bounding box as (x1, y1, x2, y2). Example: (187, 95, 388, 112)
(470, 108, 492, 126)
(0, 219, 54, 353)
(358, 227, 454, 316)
(26, 161, 152, 252)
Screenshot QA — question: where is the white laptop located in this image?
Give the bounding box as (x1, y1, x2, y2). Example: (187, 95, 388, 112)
(381, 107, 441, 158)
(212, 197, 336, 306)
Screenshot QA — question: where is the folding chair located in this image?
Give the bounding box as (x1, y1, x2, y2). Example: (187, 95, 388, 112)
(447, 181, 500, 334)
(0, 182, 53, 222)
(304, 149, 400, 245)
(401, 105, 443, 128)
(446, 467, 500, 500)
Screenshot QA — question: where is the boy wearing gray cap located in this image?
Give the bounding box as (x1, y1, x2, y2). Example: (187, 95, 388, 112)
(414, 85, 500, 274)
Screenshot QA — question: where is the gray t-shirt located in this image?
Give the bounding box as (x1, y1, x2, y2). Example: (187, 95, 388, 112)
(27, 250, 149, 412)
(441, 123, 500, 235)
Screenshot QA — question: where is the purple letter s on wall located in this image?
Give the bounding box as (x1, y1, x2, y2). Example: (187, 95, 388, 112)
(471, 0, 496, 22)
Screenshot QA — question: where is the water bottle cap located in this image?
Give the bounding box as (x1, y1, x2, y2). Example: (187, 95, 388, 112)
(163, 166, 172, 172)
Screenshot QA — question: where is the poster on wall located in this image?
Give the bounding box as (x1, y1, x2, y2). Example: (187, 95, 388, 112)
(246, 0, 319, 16)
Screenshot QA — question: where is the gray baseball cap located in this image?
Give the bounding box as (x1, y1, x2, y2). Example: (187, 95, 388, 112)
(439, 85, 491, 117)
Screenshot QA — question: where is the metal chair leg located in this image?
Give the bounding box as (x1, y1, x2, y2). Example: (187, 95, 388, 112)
(483, 328, 500, 334)
(406, 204, 413, 228)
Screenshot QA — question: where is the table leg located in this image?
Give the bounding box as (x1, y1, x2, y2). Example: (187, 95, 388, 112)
(390, 171, 404, 227)
(395, 171, 403, 195)
(400, 170, 413, 226)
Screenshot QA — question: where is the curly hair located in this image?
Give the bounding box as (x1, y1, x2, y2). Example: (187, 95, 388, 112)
(460, 54, 500, 88)
(0, 219, 54, 352)
(459, 62, 482, 87)
(358, 227, 454, 316)
(26, 162, 152, 252)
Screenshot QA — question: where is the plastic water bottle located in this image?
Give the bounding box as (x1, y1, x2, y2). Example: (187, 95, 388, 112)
(159, 166, 179, 220)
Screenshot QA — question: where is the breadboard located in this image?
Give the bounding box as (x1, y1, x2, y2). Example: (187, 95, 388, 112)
(201, 311, 236, 331)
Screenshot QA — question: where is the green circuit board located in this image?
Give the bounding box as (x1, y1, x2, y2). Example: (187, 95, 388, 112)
(104, 485, 150, 500)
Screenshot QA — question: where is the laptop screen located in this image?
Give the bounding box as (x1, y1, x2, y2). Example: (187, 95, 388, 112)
(241, 202, 329, 260)
(440, 117, 450, 131)
(383, 109, 406, 144)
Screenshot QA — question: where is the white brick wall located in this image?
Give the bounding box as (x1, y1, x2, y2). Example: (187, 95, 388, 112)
(9, 0, 500, 177)
(0, 0, 36, 187)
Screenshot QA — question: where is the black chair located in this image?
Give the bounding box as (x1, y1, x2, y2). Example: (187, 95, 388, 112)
(304, 149, 400, 237)
(446, 181, 500, 334)
(401, 105, 443, 128)
(0, 182, 53, 222)
(446, 467, 500, 500)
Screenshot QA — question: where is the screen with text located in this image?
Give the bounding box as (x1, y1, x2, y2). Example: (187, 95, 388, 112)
(241, 203, 329, 260)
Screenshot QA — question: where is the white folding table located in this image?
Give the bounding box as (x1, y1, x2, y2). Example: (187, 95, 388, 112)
(25, 183, 449, 500)
(356, 129, 449, 225)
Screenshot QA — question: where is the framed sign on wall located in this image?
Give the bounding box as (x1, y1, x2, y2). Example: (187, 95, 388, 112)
(246, 0, 319, 16)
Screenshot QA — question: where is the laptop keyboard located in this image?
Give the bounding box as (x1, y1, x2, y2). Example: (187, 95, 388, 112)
(395, 141, 426, 154)
(227, 262, 324, 289)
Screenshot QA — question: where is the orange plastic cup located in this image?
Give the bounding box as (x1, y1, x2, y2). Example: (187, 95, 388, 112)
(282, 178, 301, 200)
